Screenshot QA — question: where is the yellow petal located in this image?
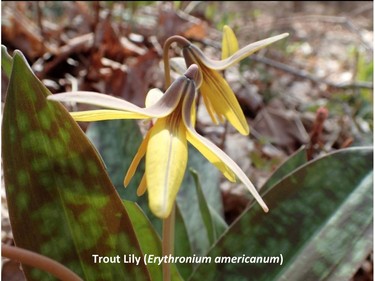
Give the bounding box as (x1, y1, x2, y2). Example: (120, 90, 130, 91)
(186, 128, 268, 212)
(186, 130, 236, 182)
(70, 110, 150, 122)
(182, 87, 268, 213)
(146, 117, 187, 219)
(183, 47, 249, 134)
(201, 89, 219, 125)
(136, 174, 147, 196)
(124, 130, 151, 186)
(189, 33, 289, 70)
(201, 67, 249, 135)
(222, 25, 239, 60)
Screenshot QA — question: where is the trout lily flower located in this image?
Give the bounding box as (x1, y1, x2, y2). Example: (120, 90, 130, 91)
(181, 30, 289, 135)
(48, 65, 268, 219)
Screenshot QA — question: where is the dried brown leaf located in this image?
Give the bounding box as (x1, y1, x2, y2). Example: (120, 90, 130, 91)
(252, 106, 310, 152)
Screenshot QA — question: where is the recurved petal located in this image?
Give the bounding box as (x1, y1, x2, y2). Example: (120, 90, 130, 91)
(48, 91, 145, 112)
(186, 128, 268, 212)
(200, 67, 249, 135)
(189, 33, 289, 70)
(146, 76, 190, 117)
(124, 130, 151, 187)
(70, 110, 150, 122)
(222, 25, 239, 60)
(186, 130, 236, 182)
(49, 77, 189, 118)
(146, 117, 188, 219)
(182, 84, 268, 212)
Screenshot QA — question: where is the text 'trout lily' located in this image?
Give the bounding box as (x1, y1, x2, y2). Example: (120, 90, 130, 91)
(48, 65, 268, 219)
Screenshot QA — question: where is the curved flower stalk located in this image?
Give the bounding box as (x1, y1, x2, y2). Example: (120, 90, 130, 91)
(168, 25, 238, 79)
(48, 65, 268, 219)
(164, 30, 289, 135)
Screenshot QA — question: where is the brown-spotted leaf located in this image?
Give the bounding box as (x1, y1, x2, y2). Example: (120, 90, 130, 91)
(2, 50, 151, 280)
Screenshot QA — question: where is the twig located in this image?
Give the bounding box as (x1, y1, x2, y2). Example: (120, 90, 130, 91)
(250, 55, 373, 90)
(175, 6, 221, 40)
(92, 1, 101, 33)
(219, 120, 229, 150)
(2, 244, 83, 281)
(240, 14, 373, 51)
(190, 33, 372, 91)
(349, 2, 373, 17)
(35, 1, 46, 47)
(33, 33, 94, 77)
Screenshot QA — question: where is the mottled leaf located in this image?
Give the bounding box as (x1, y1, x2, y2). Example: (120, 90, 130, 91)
(2, 49, 150, 280)
(278, 171, 373, 281)
(325, 221, 372, 281)
(1, 44, 13, 78)
(261, 145, 307, 194)
(86, 119, 145, 200)
(189, 147, 373, 281)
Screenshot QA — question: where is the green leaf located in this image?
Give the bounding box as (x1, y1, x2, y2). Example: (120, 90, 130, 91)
(176, 144, 225, 256)
(261, 146, 307, 193)
(123, 201, 183, 281)
(2, 49, 150, 280)
(188, 147, 373, 281)
(190, 169, 228, 246)
(208, 205, 228, 241)
(86, 120, 144, 200)
(326, 216, 372, 280)
(278, 171, 373, 281)
(174, 205, 193, 279)
(85, 123, 226, 256)
(86, 120, 162, 233)
(1, 44, 13, 78)
(190, 169, 216, 244)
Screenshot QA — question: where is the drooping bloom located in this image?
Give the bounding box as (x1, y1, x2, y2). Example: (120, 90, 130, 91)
(182, 30, 289, 135)
(48, 65, 268, 219)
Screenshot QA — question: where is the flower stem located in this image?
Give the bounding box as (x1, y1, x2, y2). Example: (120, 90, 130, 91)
(163, 35, 191, 88)
(162, 203, 176, 281)
(2, 244, 83, 281)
